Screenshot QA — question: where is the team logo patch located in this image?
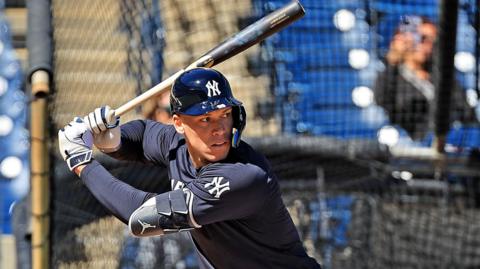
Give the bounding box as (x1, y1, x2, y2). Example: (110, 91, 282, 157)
(205, 176, 230, 198)
(206, 80, 221, 97)
(138, 219, 156, 235)
(171, 179, 185, 190)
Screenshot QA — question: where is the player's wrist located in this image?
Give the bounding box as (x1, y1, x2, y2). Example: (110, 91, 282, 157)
(67, 150, 93, 171)
(73, 164, 87, 176)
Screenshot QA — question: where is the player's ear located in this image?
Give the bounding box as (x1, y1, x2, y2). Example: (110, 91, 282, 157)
(172, 114, 185, 134)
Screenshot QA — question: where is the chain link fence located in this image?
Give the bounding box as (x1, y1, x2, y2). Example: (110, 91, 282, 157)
(39, 0, 480, 268)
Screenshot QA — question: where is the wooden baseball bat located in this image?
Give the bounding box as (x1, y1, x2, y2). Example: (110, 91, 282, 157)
(113, 0, 305, 118)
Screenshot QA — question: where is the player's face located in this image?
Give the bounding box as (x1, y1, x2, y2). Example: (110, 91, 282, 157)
(173, 107, 234, 168)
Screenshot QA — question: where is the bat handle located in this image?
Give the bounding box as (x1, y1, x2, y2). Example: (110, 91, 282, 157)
(106, 109, 116, 125)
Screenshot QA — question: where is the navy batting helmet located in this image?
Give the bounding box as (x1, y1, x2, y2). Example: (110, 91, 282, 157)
(170, 68, 246, 147)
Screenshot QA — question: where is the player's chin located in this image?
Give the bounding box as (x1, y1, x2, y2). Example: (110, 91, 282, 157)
(206, 142, 230, 161)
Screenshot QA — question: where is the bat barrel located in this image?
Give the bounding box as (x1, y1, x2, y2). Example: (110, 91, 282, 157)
(197, 0, 305, 67)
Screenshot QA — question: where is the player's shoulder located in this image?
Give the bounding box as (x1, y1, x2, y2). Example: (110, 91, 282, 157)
(144, 120, 176, 134)
(198, 160, 270, 192)
(201, 161, 266, 177)
(232, 141, 272, 171)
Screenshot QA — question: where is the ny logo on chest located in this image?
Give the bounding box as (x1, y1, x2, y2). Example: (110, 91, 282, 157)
(205, 177, 230, 198)
(171, 177, 230, 198)
(171, 179, 185, 190)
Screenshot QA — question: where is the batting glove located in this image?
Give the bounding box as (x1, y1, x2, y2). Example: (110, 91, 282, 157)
(84, 106, 121, 153)
(58, 117, 93, 171)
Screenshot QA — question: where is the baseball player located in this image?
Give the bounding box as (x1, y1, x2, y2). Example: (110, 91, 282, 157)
(58, 68, 321, 268)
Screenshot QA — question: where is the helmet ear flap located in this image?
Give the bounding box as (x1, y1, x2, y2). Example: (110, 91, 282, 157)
(231, 105, 246, 148)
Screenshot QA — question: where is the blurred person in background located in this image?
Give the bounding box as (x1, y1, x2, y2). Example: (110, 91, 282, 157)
(142, 91, 173, 124)
(374, 15, 477, 140)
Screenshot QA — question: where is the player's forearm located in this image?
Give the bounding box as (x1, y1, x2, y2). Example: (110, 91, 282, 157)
(78, 160, 154, 223)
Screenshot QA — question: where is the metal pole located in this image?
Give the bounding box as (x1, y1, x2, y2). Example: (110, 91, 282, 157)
(432, 0, 459, 153)
(27, 0, 53, 265)
(30, 70, 50, 269)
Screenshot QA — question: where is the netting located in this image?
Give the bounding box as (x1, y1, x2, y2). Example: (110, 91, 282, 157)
(42, 0, 480, 268)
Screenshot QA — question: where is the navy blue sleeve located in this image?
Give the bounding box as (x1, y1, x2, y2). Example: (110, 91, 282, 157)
(186, 163, 271, 225)
(141, 121, 178, 165)
(80, 160, 154, 224)
(108, 120, 177, 165)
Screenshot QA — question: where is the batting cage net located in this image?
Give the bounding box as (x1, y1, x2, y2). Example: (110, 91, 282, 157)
(24, 0, 480, 268)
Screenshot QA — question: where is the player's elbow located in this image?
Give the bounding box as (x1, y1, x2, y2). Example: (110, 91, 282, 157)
(128, 189, 201, 237)
(129, 197, 165, 237)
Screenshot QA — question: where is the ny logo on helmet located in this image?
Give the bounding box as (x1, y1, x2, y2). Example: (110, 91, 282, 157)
(206, 80, 221, 97)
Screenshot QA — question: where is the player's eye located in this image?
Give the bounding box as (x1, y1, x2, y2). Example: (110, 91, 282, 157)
(221, 112, 231, 118)
(200, 117, 209, 123)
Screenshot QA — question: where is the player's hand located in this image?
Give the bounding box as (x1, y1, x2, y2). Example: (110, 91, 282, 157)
(58, 117, 93, 171)
(84, 106, 121, 153)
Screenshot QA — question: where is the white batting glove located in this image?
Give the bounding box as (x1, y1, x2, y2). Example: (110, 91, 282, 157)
(58, 117, 93, 171)
(84, 106, 121, 153)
